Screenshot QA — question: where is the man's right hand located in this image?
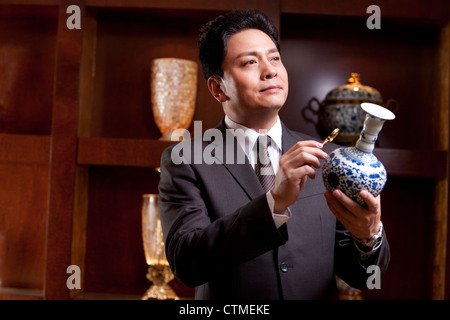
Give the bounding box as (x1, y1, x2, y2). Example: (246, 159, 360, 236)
(270, 140, 328, 214)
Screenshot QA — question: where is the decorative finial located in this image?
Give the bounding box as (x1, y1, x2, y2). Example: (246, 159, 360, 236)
(347, 73, 361, 85)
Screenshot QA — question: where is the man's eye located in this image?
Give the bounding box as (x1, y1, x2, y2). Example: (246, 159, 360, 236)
(244, 60, 256, 66)
(271, 56, 280, 61)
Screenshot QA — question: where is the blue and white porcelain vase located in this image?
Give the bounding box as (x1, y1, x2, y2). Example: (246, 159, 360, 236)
(322, 103, 395, 206)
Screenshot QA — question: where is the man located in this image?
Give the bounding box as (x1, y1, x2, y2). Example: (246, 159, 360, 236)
(158, 9, 389, 300)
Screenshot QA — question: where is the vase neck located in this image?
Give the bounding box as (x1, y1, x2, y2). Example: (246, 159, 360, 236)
(355, 114, 387, 153)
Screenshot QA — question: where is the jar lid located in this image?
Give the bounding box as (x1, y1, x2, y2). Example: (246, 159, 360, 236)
(324, 73, 383, 103)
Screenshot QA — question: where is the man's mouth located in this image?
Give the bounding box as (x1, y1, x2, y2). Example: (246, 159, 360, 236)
(260, 85, 282, 92)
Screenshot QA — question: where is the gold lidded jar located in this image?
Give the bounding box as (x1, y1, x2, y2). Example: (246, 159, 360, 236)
(307, 73, 397, 145)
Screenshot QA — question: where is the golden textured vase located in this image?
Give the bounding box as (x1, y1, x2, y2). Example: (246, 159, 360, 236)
(141, 194, 179, 300)
(151, 58, 198, 141)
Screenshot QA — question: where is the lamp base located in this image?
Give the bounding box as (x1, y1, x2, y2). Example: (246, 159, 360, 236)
(142, 283, 179, 300)
(141, 265, 179, 300)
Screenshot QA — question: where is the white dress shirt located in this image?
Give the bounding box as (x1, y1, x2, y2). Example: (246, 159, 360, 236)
(224, 115, 291, 228)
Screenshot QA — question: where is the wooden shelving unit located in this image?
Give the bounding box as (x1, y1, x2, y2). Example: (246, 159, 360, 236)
(0, 0, 448, 300)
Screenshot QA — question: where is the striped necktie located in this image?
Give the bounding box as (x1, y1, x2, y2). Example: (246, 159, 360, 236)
(255, 135, 276, 193)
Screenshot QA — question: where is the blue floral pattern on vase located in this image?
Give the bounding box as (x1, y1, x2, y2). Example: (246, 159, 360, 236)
(322, 147, 387, 206)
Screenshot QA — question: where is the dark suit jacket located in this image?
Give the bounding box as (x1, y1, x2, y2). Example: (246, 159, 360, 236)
(158, 119, 390, 300)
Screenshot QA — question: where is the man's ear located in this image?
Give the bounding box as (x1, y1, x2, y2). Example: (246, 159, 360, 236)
(207, 76, 228, 103)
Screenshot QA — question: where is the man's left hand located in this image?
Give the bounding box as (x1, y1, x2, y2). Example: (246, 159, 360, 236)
(324, 189, 381, 240)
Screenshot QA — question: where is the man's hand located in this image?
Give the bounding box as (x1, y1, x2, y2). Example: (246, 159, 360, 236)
(270, 140, 328, 214)
(324, 189, 382, 240)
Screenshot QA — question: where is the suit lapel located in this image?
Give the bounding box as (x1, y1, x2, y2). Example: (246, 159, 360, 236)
(281, 123, 301, 154)
(209, 119, 264, 200)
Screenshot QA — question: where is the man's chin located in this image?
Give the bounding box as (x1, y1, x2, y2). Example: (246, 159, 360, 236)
(261, 96, 287, 111)
(260, 104, 283, 112)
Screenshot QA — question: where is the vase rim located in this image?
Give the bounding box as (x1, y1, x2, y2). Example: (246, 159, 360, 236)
(361, 102, 395, 120)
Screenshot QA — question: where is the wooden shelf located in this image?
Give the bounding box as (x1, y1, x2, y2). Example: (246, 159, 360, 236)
(0, 287, 43, 300)
(77, 137, 448, 179)
(71, 291, 141, 300)
(374, 148, 448, 179)
(77, 137, 174, 167)
(0, 133, 50, 164)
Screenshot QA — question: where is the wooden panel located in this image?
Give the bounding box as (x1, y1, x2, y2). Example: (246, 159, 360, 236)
(0, 163, 48, 290)
(0, 133, 50, 164)
(0, 4, 57, 135)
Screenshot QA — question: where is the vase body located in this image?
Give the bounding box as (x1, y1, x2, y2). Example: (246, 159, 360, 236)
(322, 103, 395, 206)
(322, 146, 387, 206)
(151, 58, 198, 141)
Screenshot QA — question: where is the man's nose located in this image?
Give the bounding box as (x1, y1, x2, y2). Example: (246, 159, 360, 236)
(261, 61, 277, 80)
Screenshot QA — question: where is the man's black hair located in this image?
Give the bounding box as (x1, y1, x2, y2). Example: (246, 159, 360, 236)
(198, 9, 280, 81)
